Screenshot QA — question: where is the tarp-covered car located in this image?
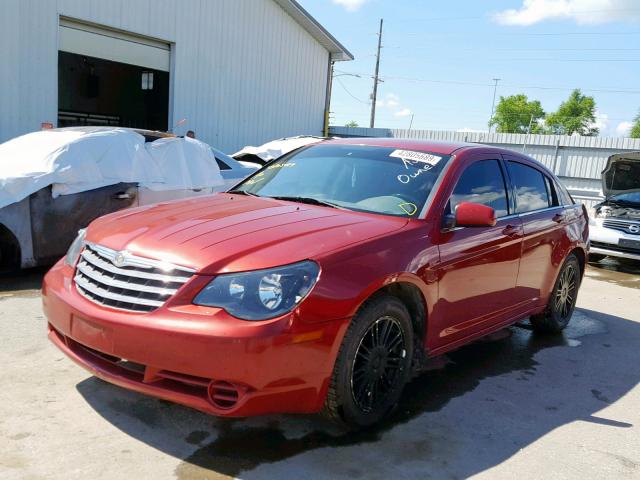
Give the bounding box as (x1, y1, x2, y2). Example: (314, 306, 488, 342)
(589, 151, 640, 261)
(0, 127, 254, 270)
(232, 135, 325, 168)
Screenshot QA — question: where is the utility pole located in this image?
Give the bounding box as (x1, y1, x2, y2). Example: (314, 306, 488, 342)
(523, 113, 534, 153)
(369, 18, 383, 129)
(488, 78, 500, 133)
(408, 113, 414, 132)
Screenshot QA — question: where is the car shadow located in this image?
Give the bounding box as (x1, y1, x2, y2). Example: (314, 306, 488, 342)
(0, 267, 46, 295)
(76, 307, 639, 479)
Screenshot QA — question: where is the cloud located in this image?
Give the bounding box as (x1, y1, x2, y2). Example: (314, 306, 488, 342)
(332, 0, 368, 12)
(376, 92, 413, 118)
(493, 0, 640, 26)
(376, 93, 400, 108)
(616, 121, 633, 137)
(394, 108, 413, 117)
(592, 111, 609, 134)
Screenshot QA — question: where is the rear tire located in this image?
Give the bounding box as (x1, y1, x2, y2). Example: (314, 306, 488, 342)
(531, 254, 580, 333)
(588, 253, 606, 262)
(323, 295, 413, 429)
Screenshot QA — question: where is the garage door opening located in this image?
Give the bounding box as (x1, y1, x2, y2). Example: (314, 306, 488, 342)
(57, 19, 170, 131)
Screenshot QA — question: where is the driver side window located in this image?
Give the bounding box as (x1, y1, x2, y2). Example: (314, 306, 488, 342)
(449, 160, 509, 218)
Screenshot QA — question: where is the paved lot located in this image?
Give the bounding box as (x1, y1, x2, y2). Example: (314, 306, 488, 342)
(1, 259, 639, 480)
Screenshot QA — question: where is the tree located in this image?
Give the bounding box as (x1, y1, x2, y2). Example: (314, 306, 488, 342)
(545, 89, 598, 136)
(630, 110, 640, 138)
(489, 94, 545, 134)
(345, 120, 359, 128)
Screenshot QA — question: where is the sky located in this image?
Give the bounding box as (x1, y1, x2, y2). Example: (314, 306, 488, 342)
(300, 0, 640, 136)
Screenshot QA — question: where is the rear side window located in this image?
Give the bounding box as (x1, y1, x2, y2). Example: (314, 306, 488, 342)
(544, 176, 560, 207)
(450, 160, 509, 217)
(508, 161, 551, 213)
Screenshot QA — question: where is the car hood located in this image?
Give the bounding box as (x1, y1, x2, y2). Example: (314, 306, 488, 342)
(602, 151, 640, 197)
(85, 193, 409, 274)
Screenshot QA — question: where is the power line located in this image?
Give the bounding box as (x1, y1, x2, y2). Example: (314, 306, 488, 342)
(335, 77, 369, 104)
(400, 30, 640, 37)
(332, 70, 640, 95)
(384, 46, 640, 52)
(344, 8, 640, 26)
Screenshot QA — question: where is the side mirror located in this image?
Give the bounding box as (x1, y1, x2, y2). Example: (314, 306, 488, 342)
(455, 202, 497, 227)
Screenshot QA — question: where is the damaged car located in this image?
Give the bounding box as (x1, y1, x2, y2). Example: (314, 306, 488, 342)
(589, 151, 640, 262)
(0, 127, 253, 271)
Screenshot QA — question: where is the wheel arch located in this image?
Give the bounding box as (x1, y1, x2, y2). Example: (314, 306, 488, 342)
(569, 246, 586, 278)
(349, 275, 430, 353)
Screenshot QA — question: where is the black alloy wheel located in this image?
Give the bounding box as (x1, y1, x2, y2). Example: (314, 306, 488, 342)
(323, 295, 414, 428)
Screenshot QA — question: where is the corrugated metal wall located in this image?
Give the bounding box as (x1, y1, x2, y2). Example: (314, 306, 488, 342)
(330, 126, 640, 208)
(0, 0, 330, 152)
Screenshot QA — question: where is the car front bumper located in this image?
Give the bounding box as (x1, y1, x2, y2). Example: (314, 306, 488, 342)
(43, 260, 350, 417)
(589, 221, 640, 261)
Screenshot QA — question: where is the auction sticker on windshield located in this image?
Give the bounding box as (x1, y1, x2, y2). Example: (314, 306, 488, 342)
(389, 149, 442, 166)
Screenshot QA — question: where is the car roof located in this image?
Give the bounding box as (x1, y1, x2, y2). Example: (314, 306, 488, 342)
(320, 137, 475, 155)
(319, 137, 554, 175)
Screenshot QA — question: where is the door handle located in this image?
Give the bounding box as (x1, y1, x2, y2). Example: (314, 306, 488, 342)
(552, 213, 565, 223)
(502, 225, 521, 238)
(113, 192, 132, 200)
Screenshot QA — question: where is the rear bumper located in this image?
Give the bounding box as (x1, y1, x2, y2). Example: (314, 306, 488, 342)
(43, 260, 349, 417)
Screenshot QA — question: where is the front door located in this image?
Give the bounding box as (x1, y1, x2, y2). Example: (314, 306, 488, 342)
(431, 156, 523, 349)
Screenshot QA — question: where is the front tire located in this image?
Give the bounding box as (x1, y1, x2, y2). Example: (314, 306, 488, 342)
(531, 254, 581, 333)
(323, 295, 413, 429)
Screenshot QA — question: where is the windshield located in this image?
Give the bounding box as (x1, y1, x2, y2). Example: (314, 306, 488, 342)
(234, 144, 451, 218)
(610, 190, 640, 204)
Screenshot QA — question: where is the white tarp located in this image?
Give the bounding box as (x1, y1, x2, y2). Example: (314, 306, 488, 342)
(0, 129, 223, 209)
(233, 136, 324, 162)
(145, 136, 224, 191)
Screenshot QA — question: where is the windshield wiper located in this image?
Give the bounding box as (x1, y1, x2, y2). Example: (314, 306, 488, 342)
(270, 196, 345, 209)
(228, 189, 260, 197)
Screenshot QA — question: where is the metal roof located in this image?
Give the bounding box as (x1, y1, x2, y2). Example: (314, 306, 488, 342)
(274, 0, 354, 61)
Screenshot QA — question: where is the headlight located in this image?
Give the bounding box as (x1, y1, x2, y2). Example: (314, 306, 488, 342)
(64, 228, 86, 267)
(588, 206, 611, 225)
(194, 261, 320, 320)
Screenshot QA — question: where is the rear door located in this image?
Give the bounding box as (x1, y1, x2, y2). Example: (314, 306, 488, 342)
(433, 156, 523, 347)
(504, 158, 568, 307)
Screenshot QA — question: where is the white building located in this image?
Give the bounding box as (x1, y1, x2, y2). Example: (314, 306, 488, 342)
(0, 0, 352, 151)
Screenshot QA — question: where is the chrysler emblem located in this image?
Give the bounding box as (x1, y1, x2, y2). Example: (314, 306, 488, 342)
(629, 224, 640, 234)
(113, 251, 128, 267)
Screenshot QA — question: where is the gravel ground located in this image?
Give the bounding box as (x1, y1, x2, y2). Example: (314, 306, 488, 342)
(1, 259, 639, 480)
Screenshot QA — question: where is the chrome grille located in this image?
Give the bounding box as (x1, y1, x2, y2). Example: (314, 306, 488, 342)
(602, 219, 640, 235)
(74, 244, 195, 313)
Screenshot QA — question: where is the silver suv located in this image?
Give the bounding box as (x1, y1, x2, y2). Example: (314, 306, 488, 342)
(589, 152, 640, 262)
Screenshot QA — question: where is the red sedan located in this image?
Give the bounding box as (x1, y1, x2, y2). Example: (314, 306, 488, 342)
(43, 138, 588, 428)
